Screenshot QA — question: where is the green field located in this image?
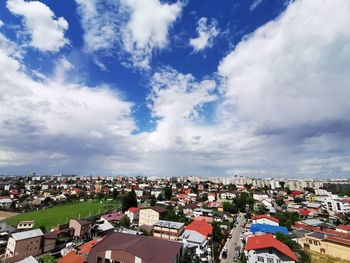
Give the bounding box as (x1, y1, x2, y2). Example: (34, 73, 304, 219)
(6, 200, 121, 230)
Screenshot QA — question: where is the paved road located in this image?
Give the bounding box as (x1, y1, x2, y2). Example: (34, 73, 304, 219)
(220, 213, 245, 263)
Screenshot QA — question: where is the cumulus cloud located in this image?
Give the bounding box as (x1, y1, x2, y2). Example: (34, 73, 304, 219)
(189, 17, 219, 52)
(0, 32, 139, 174)
(6, 0, 69, 52)
(75, 0, 183, 69)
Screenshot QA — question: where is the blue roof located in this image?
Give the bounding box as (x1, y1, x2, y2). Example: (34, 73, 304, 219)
(251, 224, 288, 235)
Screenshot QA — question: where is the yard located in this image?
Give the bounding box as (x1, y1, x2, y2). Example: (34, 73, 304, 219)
(6, 200, 121, 230)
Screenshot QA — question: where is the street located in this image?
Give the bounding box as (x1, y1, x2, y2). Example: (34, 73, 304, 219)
(220, 213, 245, 263)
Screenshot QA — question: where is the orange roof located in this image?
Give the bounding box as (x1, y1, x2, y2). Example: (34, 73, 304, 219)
(78, 239, 99, 254)
(326, 236, 350, 246)
(58, 251, 84, 263)
(251, 214, 279, 223)
(337, 225, 350, 231)
(185, 219, 213, 237)
(245, 234, 297, 261)
(299, 209, 312, 216)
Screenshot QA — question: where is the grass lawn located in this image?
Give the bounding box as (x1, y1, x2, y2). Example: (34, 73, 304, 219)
(6, 200, 121, 230)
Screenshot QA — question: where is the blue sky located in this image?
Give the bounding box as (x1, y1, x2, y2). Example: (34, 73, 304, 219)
(0, 0, 349, 178)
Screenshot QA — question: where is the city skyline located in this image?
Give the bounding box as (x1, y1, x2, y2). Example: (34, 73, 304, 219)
(0, 0, 349, 178)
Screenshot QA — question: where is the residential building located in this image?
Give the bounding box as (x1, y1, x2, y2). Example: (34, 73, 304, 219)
(250, 224, 289, 235)
(298, 232, 350, 261)
(69, 219, 91, 239)
(86, 232, 182, 263)
(17, 220, 35, 231)
(125, 207, 139, 223)
(245, 234, 297, 263)
(323, 197, 350, 215)
(138, 206, 167, 227)
(251, 215, 280, 226)
(5, 229, 44, 262)
(185, 219, 212, 238)
(153, 220, 184, 241)
(180, 230, 208, 256)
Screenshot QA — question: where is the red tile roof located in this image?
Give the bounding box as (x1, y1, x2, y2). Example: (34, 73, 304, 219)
(337, 225, 350, 231)
(251, 215, 279, 223)
(58, 251, 84, 263)
(245, 234, 297, 261)
(185, 219, 213, 237)
(299, 209, 312, 216)
(326, 236, 350, 246)
(128, 207, 139, 213)
(78, 239, 99, 254)
(102, 212, 125, 222)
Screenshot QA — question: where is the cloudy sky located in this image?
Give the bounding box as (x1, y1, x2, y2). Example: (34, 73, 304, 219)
(0, 0, 349, 178)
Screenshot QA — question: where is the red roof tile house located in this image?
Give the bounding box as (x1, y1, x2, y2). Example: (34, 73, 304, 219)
(185, 219, 213, 238)
(251, 215, 280, 226)
(101, 212, 125, 224)
(125, 207, 139, 223)
(245, 234, 297, 263)
(86, 232, 182, 263)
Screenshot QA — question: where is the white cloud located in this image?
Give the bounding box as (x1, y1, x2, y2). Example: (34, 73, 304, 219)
(75, 0, 120, 53)
(0, 32, 139, 174)
(6, 0, 69, 52)
(219, 0, 350, 131)
(75, 0, 183, 69)
(190, 17, 219, 52)
(121, 0, 183, 68)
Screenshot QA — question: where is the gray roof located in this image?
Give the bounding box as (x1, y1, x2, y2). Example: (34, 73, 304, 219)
(307, 232, 326, 240)
(302, 219, 323, 226)
(291, 229, 311, 239)
(154, 220, 184, 229)
(95, 221, 114, 232)
(18, 256, 38, 263)
(180, 230, 206, 244)
(11, 229, 43, 241)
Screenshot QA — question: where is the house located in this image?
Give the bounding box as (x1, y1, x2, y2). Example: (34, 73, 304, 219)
(250, 224, 289, 235)
(323, 197, 350, 215)
(69, 219, 91, 239)
(298, 232, 350, 261)
(58, 239, 100, 263)
(180, 230, 208, 256)
(193, 208, 213, 217)
(91, 220, 114, 236)
(125, 207, 139, 222)
(86, 232, 183, 263)
(5, 229, 44, 262)
(245, 234, 297, 263)
(138, 206, 167, 227)
(153, 220, 184, 241)
(0, 198, 13, 209)
(185, 219, 213, 238)
(251, 215, 280, 226)
(101, 211, 125, 224)
(183, 203, 199, 216)
(17, 220, 35, 231)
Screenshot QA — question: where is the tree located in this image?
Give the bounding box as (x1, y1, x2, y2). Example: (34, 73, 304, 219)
(122, 189, 138, 212)
(200, 193, 208, 202)
(275, 211, 300, 230)
(118, 216, 130, 228)
(150, 195, 157, 206)
(298, 250, 311, 263)
(275, 232, 299, 251)
(279, 181, 285, 189)
(39, 255, 56, 263)
(212, 221, 223, 242)
(164, 186, 172, 200)
(112, 188, 118, 199)
(157, 193, 164, 201)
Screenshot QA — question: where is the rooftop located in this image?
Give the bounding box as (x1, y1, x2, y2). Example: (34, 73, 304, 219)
(11, 229, 43, 241)
(154, 220, 184, 229)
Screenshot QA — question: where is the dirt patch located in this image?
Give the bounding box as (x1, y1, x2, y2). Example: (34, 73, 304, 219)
(0, 211, 18, 221)
(311, 251, 350, 263)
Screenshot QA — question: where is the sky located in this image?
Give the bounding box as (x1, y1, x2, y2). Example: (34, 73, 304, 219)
(0, 0, 349, 178)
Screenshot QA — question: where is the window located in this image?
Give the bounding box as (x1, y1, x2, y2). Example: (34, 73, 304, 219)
(105, 259, 110, 263)
(320, 248, 325, 253)
(308, 239, 312, 244)
(276, 260, 281, 263)
(257, 256, 264, 262)
(267, 258, 274, 263)
(313, 240, 318, 246)
(97, 257, 103, 263)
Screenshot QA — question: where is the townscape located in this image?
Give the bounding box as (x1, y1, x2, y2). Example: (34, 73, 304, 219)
(0, 174, 349, 263)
